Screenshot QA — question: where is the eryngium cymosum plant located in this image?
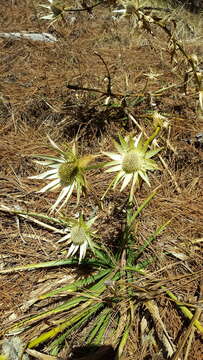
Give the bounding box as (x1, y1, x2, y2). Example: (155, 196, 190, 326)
(0, 193, 171, 358)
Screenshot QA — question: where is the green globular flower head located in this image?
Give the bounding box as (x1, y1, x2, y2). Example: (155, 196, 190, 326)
(59, 214, 98, 263)
(58, 162, 78, 186)
(40, 0, 64, 21)
(29, 136, 96, 212)
(103, 132, 161, 202)
(122, 149, 144, 173)
(70, 224, 88, 246)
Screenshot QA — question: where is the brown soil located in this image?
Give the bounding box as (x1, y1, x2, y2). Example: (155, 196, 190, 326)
(0, 1, 202, 359)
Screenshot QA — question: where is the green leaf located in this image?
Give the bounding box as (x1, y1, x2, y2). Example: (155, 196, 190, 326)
(49, 314, 91, 355)
(28, 302, 103, 348)
(0, 259, 78, 274)
(39, 269, 110, 299)
(94, 245, 117, 266)
(128, 190, 157, 227)
(117, 313, 131, 358)
(86, 308, 111, 344)
(94, 312, 112, 345)
(163, 287, 203, 334)
(134, 220, 171, 260)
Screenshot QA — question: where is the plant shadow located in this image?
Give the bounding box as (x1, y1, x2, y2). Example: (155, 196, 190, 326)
(70, 344, 116, 360)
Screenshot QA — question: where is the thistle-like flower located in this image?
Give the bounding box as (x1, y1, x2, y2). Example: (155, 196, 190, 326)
(103, 133, 160, 201)
(59, 214, 97, 263)
(29, 136, 95, 212)
(153, 111, 169, 129)
(40, 0, 64, 21)
(112, 2, 136, 18)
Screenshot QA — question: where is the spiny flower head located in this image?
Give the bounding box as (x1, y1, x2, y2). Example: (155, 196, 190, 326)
(40, 0, 64, 21)
(58, 214, 98, 263)
(153, 111, 169, 129)
(103, 133, 161, 202)
(29, 136, 95, 212)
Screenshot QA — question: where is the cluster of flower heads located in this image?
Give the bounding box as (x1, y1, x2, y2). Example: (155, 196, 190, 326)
(30, 131, 161, 262)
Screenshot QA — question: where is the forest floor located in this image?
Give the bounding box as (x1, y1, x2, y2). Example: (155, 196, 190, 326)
(0, 1, 202, 359)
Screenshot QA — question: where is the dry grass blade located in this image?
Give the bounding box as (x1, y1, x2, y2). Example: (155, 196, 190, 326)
(171, 278, 203, 360)
(144, 300, 177, 357)
(26, 349, 57, 360)
(172, 307, 202, 360)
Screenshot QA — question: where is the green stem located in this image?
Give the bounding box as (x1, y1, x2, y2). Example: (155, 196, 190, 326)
(128, 190, 157, 228)
(0, 206, 67, 225)
(143, 126, 161, 151)
(162, 287, 203, 334)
